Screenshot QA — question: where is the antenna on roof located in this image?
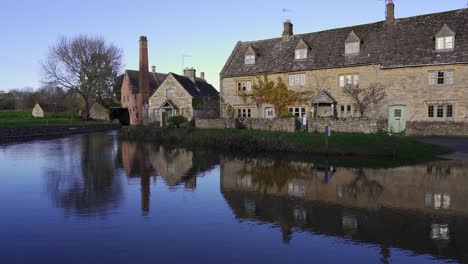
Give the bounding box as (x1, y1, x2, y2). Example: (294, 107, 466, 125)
(281, 8, 293, 22)
(181, 54, 191, 74)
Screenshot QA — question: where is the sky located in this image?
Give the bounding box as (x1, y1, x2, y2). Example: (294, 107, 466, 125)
(0, 0, 466, 92)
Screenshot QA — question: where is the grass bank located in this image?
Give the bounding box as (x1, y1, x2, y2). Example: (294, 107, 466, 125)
(121, 126, 451, 162)
(0, 110, 103, 127)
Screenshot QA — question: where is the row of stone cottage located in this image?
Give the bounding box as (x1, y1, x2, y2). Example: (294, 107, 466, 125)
(121, 2, 468, 135)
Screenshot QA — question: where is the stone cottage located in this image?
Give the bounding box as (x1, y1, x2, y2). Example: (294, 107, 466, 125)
(148, 68, 219, 125)
(120, 36, 168, 125)
(220, 1, 468, 133)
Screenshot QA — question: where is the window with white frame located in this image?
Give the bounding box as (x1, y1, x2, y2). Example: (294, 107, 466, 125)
(340, 104, 357, 118)
(288, 107, 306, 117)
(436, 36, 454, 50)
(295, 48, 307, 60)
(339, 74, 359, 87)
(245, 55, 255, 64)
(428, 70, 454, 85)
(345, 42, 360, 55)
(166, 88, 174, 97)
(428, 104, 453, 118)
(288, 74, 306, 86)
(236, 81, 252, 92)
(153, 108, 160, 118)
(237, 108, 251, 118)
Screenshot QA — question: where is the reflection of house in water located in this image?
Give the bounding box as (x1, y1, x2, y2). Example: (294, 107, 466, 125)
(221, 157, 468, 262)
(120, 142, 219, 214)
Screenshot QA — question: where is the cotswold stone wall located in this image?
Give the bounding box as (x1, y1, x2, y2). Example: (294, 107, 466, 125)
(309, 119, 386, 134)
(196, 118, 297, 132)
(406, 121, 468, 136)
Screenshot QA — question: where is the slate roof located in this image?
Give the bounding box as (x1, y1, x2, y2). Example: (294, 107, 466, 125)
(125, 70, 168, 94)
(221, 9, 468, 78)
(170, 73, 220, 97)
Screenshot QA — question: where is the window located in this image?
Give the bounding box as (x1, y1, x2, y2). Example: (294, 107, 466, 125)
(437, 105, 444, 118)
(288, 74, 306, 86)
(428, 105, 434, 118)
(153, 109, 159, 117)
(136, 112, 139, 118)
(429, 70, 454, 85)
(245, 55, 255, 64)
(288, 107, 306, 117)
(446, 105, 453, 118)
(237, 81, 252, 92)
(436, 36, 454, 50)
(295, 48, 307, 60)
(394, 109, 402, 119)
(166, 88, 174, 97)
(345, 42, 360, 55)
(237, 108, 251, 118)
(265, 107, 275, 118)
(134, 95, 137, 100)
(339, 74, 359, 87)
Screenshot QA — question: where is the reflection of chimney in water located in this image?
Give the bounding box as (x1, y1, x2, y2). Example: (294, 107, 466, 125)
(141, 173, 150, 215)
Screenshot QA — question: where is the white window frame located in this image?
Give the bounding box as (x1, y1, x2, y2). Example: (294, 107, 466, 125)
(288, 107, 306, 117)
(236, 81, 252, 92)
(428, 70, 454, 86)
(345, 42, 360, 55)
(436, 36, 454, 51)
(166, 88, 174, 98)
(288, 74, 306, 86)
(339, 74, 359, 87)
(237, 108, 252, 118)
(245, 55, 255, 64)
(295, 48, 307, 60)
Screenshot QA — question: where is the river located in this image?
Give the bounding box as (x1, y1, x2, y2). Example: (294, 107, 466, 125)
(0, 131, 467, 263)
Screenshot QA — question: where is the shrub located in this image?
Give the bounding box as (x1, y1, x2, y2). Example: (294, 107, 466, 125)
(167, 115, 187, 127)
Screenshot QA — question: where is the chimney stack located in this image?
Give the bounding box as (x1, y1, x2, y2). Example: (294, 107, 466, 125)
(139, 36, 149, 97)
(282, 20, 294, 42)
(200, 72, 205, 80)
(184, 67, 196, 83)
(386, 0, 395, 24)
(151, 65, 156, 73)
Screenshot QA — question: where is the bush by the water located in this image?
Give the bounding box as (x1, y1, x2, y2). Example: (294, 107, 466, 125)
(167, 115, 187, 127)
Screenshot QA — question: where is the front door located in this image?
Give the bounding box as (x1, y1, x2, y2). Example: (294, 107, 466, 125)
(388, 105, 407, 133)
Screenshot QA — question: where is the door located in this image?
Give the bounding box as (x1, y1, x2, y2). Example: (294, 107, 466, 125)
(388, 105, 407, 133)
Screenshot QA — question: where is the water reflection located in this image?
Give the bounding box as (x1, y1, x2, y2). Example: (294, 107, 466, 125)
(220, 157, 468, 262)
(45, 133, 122, 217)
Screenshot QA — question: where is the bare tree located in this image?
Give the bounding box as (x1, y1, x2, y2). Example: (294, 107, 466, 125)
(342, 82, 386, 117)
(41, 35, 122, 119)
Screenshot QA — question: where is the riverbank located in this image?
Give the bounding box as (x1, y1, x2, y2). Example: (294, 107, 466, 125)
(120, 126, 451, 162)
(0, 124, 121, 142)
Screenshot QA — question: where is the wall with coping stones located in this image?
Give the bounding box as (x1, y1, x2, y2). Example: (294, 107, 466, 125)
(0, 124, 121, 141)
(406, 121, 468, 136)
(196, 118, 297, 132)
(309, 118, 387, 134)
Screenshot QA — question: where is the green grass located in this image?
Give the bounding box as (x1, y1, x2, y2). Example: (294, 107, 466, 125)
(0, 110, 103, 127)
(121, 126, 452, 163)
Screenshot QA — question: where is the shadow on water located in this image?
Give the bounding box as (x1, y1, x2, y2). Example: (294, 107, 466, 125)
(37, 132, 468, 262)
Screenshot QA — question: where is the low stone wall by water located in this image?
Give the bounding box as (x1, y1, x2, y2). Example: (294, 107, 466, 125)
(196, 118, 297, 132)
(0, 124, 121, 141)
(309, 118, 387, 134)
(406, 121, 468, 136)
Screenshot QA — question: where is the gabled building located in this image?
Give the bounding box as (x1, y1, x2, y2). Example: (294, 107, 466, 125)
(121, 36, 168, 125)
(220, 1, 468, 132)
(148, 68, 219, 124)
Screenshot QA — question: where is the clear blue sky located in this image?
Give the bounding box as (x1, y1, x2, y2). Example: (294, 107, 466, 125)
(0, 0, 466, 91)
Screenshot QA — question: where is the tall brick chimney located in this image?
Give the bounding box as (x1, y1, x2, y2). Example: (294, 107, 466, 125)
(386, 0, 395, 24)
(139, 36, 149, 99)
(184, 67, 196, 83)
(282, 20, 293, 41)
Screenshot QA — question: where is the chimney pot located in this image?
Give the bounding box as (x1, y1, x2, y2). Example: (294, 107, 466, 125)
(282, 20, 294, 42)
(151, 65, 156, 73)
(386, 0, 395, 24)
(200, 72, 205, 79)
(184, 67, 196, 83)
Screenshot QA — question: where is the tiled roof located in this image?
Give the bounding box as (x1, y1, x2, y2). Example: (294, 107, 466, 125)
(171, 73, 220, 97)
(221, 9, 468, 78)
(125, 70, 168, 94)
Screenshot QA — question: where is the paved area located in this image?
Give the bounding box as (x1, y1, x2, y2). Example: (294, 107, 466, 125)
(418, 137, 468, 160)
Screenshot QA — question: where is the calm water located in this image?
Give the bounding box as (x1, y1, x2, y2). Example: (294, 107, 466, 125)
(0, 132, 467, 263)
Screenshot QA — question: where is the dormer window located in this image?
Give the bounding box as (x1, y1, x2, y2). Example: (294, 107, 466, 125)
(295, 39, 309, 60)
(244, 45, 257, 65)
(245, 55, 255, 64)
(435, 24, 455, 51)
(345, 31, 360, 55)
(295, 49, 307, 60)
